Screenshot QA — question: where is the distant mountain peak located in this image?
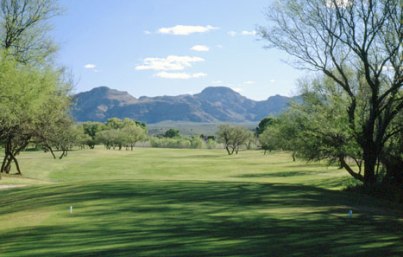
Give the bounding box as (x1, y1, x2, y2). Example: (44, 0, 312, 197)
(72, 86, 299, 123)
(199, 86, 238, 94)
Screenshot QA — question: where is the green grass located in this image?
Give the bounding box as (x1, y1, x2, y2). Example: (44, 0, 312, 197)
(0, 148, 402, 256)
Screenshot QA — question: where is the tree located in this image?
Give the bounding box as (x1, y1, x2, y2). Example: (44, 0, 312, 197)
(256, 117, 274, 136)
(0, 54, 70, 176)
(0, 0, 59, 64)
(164, 129, 180, 138)
(121, 123, 147, 150)
(258, 121, 277, 155)
(380, 109, 403, 185)
(33, 85, 72, 159)
(96, 118, 147, 151)
(216, 125, 253, 155)
(258, 111, 305, 161)
(105, 118, 125, 130)
(0, 0, 71, 178)
(259, 0, 402, 187)
(257, 117, 278, 154)
(82, 122, 105, 149)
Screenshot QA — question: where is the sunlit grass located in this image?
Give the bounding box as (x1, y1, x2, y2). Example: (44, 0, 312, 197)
(0, 148, 402, 256)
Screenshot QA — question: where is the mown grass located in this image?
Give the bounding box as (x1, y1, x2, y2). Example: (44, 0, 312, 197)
(0, 148, 402, 256)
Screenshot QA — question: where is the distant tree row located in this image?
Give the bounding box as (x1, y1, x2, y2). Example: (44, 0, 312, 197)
(150, 128, 216, 149)
(81, 118, 147, 150)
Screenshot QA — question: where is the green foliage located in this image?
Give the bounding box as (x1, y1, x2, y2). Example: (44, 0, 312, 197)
(255, 117, 274, 136)
(96, 118, 147, 150)
(262, 76, 373, 179)
(105, 118, 125, 129)
(259, 0, 402, 187)
(216, 124, 254, 155)
(150, 136, 205, 149)
(164, 128, 180, 138)
(82, 122, 106, 148)
(0, 0, 71, 176)
(0, 0, 60, 65)
(0, 53, 71, 174)
(206, 138, 217, 149)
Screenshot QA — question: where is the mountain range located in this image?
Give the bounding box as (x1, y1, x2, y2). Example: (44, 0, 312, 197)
(71, 86, 299, 123)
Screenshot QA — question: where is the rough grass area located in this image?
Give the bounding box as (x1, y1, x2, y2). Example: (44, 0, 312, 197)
(0, 148, 402, 256)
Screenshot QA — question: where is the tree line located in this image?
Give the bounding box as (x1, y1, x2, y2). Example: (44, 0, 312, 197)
(81, 118, 147, 150)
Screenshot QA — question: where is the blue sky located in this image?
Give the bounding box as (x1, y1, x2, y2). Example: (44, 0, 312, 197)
(52, 0, 305, 100)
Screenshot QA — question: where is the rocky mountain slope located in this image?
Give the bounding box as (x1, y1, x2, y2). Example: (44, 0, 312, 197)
(71, 86, 298, 123)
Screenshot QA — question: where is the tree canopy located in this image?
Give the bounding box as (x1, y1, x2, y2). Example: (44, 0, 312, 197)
(259, 0, 402, 187)
(217, 125, 254, 155)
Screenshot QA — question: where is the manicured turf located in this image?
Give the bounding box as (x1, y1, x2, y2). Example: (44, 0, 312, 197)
(0, 148, 402, 256)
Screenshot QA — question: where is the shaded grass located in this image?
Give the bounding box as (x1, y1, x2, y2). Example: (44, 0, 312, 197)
(0, 148, 402, 256)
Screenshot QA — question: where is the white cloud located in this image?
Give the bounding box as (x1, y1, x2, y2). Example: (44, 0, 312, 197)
(135, 55, 204, 71)
(158, 25, 218, 35)
(84, 64, 96, 69)
(191, 45, 210, 52)
(228, 30, 257, 37)
(270, 79, 276, 83)
(227, 31, 237, 37)
(215, 44, 223, 48)
(144, 30, 152, 35)
(243, 80, 256, 85)
(241, 30, 257, 36)
(155, 72, 207, 79)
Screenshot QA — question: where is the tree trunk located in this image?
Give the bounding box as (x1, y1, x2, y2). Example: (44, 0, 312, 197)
(340, 157, 364, 181)
(4, 157, 12, 174)
(9, 152, 21, 175)
(1, 139, 12, 174)
(291, 152, 296, 162)
(1, 152, 8, 174)
(363, 148, 377, 187)
(47, 146, 56, 159)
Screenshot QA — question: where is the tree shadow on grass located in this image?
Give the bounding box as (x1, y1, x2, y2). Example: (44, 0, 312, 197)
(234, 171, 325, 178)
(0, 181, 402, 257)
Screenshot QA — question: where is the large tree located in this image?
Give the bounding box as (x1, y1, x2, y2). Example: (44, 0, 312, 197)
(259, 0, 402, 187)
(0, 0, 71, 178)
(0, 54, 70, 175)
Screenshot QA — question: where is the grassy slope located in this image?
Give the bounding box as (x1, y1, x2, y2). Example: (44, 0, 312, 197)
(0, 148, 402, 257)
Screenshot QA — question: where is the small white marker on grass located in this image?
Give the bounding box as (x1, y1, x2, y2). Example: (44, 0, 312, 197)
(70, 206, 73, 214)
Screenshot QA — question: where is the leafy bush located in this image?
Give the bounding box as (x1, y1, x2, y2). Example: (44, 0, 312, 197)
(150, 136, 208, 149)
